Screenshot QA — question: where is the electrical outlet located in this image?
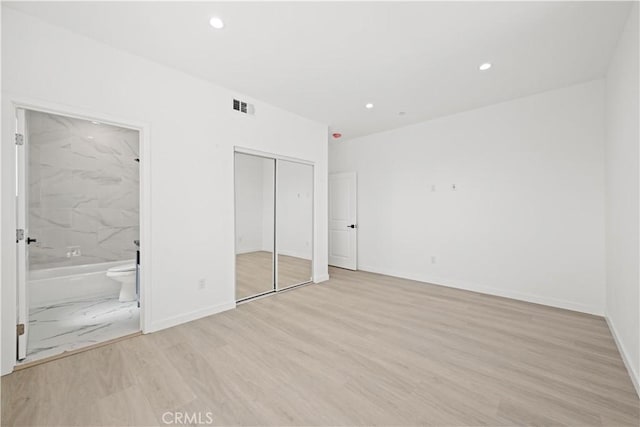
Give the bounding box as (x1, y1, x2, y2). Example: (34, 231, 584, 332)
(66, 246, 81, 258)
(198, 279, 206, 290)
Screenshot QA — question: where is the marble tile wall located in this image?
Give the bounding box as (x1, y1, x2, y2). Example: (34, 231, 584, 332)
(27, 110, 140, 270)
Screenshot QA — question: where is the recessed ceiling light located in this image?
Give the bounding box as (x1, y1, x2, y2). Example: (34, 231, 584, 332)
(365, 103, 374, 109)
(209, 16, 225, 29)
(479, 62, 492, 71)
(87, 136, 94, 139)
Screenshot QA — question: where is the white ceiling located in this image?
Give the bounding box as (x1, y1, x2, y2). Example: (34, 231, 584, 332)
(6, 1, 633, 139)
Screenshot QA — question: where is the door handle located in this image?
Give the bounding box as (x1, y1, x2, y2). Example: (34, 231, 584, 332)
(347, 224, 357, 229)
(26, 237, 37, 245)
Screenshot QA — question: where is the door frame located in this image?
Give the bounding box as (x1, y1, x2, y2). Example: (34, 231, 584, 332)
(15, 108, 28, 360)
(7, 97, 151, 369)
(233, 146, 315, 302)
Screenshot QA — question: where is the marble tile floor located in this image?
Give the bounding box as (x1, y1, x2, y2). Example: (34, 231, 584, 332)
(21, 295, 140, 364)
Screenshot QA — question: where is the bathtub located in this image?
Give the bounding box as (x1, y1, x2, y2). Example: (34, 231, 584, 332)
(28, 261, 133, 306)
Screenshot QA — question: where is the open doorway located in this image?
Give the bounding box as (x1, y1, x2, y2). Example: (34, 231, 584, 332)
(15, 108, 142, 364)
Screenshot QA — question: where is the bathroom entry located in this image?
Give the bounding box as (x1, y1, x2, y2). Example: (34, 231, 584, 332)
(234, 151, 314, 301)
(15, 108, 142, 363)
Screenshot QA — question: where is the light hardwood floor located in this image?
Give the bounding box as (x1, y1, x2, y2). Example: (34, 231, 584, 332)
(2, 267, 638, 426)
(236, 251, 312, 300)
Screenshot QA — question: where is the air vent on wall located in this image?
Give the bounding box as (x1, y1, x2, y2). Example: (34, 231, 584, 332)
(233, 98, 255, 115)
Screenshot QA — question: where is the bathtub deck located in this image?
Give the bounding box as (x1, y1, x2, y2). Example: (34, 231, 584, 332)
(20, 296, 139, 364)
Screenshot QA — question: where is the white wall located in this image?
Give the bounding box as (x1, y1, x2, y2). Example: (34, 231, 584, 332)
(1, 8, 329, 375)
(330, 80, 606, 315)
(605, 4, 639, 395)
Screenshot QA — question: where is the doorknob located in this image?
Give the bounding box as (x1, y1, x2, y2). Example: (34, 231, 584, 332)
(347, 224, 357, 229)
(26, 237, 37, 244)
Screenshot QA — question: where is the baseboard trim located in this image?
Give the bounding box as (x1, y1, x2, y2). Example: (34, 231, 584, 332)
(358, 265, 603, 316)
(146, 301, 236, 333)
(314, 273, 330, 283)
(605, 316, 640, 398)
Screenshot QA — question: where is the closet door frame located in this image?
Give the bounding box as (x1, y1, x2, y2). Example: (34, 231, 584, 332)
(233, 147, 315, 302)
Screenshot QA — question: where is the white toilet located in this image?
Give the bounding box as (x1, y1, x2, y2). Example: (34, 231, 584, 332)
(106, 262, 137, 302)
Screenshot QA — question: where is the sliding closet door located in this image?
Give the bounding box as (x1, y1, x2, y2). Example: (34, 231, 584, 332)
(235, 153, 275, 300)
(276, 160, 313, 289)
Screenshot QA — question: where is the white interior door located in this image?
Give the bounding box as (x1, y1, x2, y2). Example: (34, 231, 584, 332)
(16, 108, 29, 360)
(329, 172, 357, 270)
